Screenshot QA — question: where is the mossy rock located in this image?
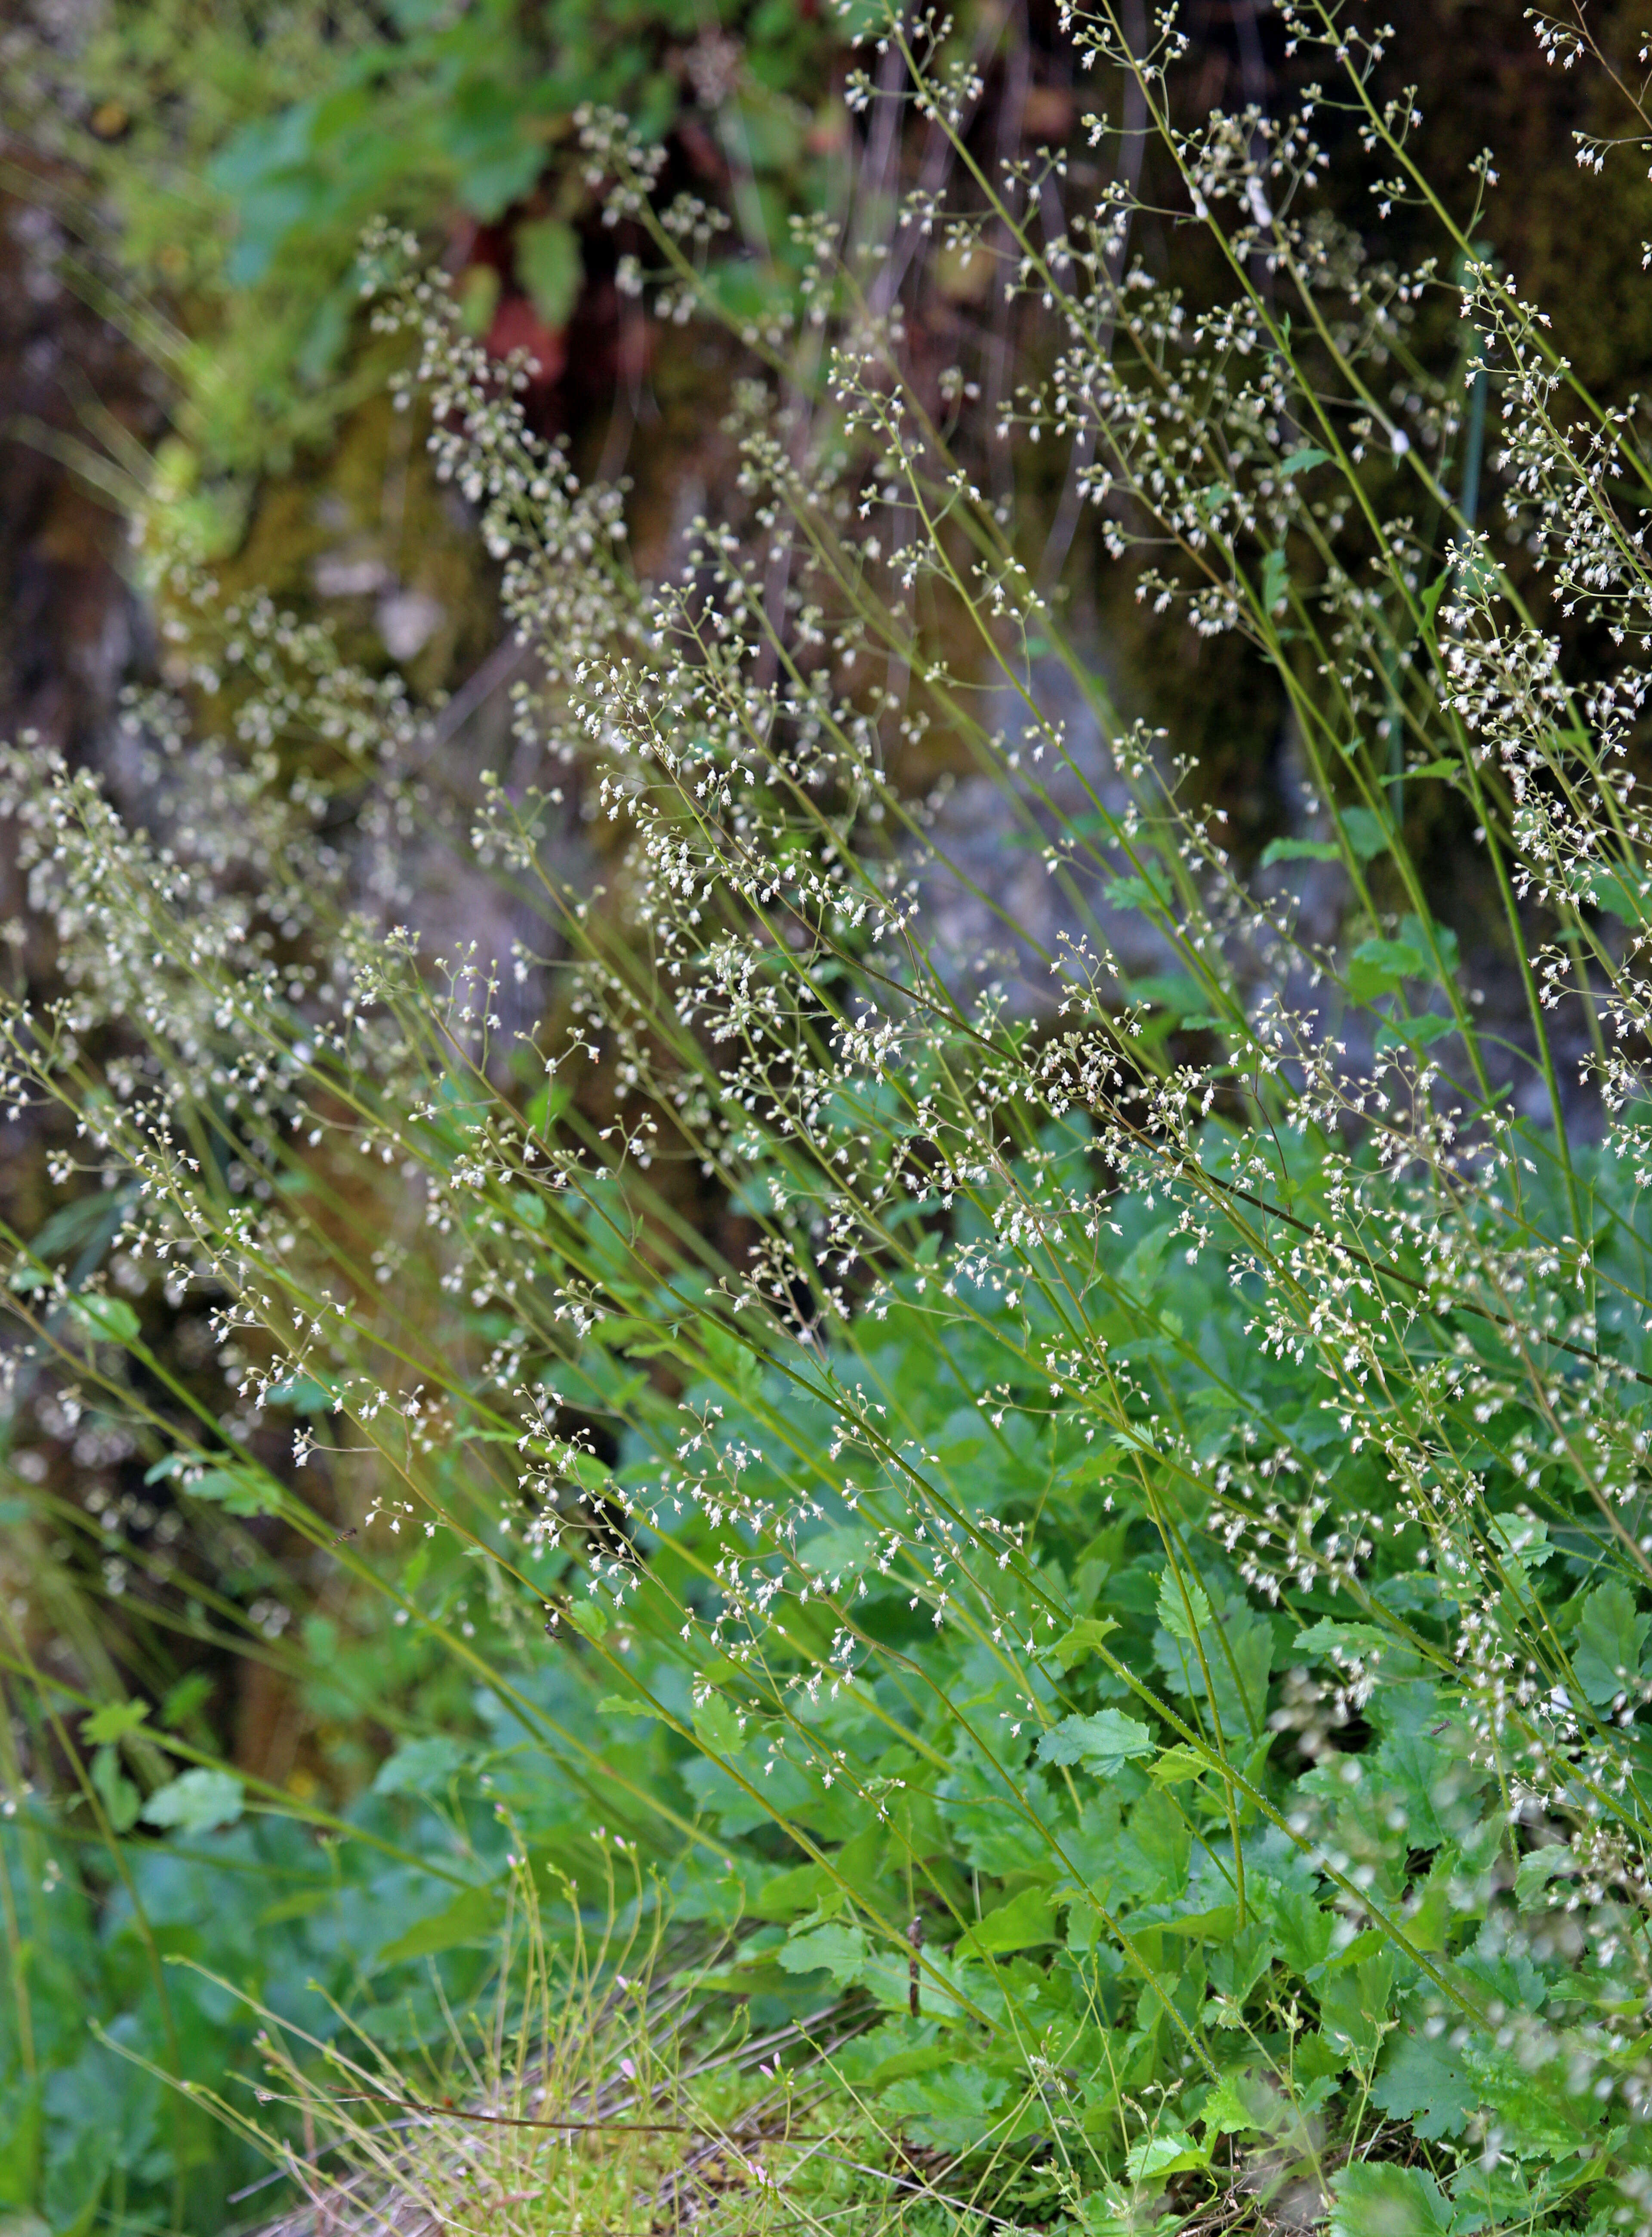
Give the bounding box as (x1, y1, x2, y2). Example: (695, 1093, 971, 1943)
(206, 390, 501, 703)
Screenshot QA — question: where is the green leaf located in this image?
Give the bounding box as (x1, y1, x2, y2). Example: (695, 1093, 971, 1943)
(1371, 2022, 1478, 2141)
(378, 1882, 498, 1965)
(958, 1885, 1056, 1954)
(1488, 1511, 1553, 1574)
(1104, 866, 1173, 913)
(1155, 1578, 1273, 1735)
(1293, 1620, 1393, 1662)
(1514, 1843, 1575, 1910)
(1375, 1013, 1455, 1053)
(692, 1691, 741, 1755)
(1125, 2130, 1209, 2182)
(371, 1736, 468, 1795)
(514, 217, 582, 328)
(1399, 912, 1461, 980)
(1200, 2074, 1260, 2136)
(1339, 806, 1390, 862)
(1075, 2196, 1132, 2237)
(1261, 837, 1341, 867)
(777, 1923, 869, 1987)
(1590, 868, 1652, 926)
(1045, 1616, 1119, 1669)
(1209, 1923, 1279, 2004)
(1330, 2162, 1456, 2237)
(140, 1767, 245, 1835)
(525, 1076, 572, 1135)
(1264, 1886, 1334, 1976)
(146, 1450, 284, 1514)
(702, 1319, 763, 1399)
(186, 1466, 283, 1517)
(444, 80, 544, 218)
(89, 1744, 141, 1834)
(1155, 1572, 1213, 1642)
(160, 1672, 212, 1730)
(1217, 1610, 1274, 1734)
(866, 2041, 955, 2087)
(881, 2063, 1007, 2149)
(1162, 1901, 1238, 1941)
(67, 1294, 140, 1346)
(1317, 1951, 1394, 2060)
(265, 1374, 333, 1414)
(0, 2095, 45, 2223)
(1261, 546, 1289, 614)
(1279, 446, 1332, 477)
(1351, 936, 1427, 980)
(1573, 1579, 1649, 1705)
(28, 1187, 132, 1265)
(1149, 1744, 1212, 1785)
(598, 1693, 666, 1723)
(1037, 1710, 1154, 1777)
(1121, 973, 1207, 1019)
(80, 1699, 150, 1746)
(1125, 1784, 1190, 1900)
(753, 1861, 832, 1922)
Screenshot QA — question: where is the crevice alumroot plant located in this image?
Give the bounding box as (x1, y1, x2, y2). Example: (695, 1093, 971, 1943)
(9, 2, 1652, 2231)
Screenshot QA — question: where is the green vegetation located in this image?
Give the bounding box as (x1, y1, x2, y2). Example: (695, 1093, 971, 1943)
(22, 0, 847, 490)
(9, 4, 1652, 2235)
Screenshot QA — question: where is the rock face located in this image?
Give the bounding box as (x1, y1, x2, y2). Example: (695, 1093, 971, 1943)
(912, 653, 1175, 1008)
(0, 155, 167, 1254)
(0, 174, 161, 778)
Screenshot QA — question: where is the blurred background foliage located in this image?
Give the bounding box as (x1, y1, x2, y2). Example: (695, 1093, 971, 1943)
(9, 0, 1652, 806)
(53, 0, 848, 476)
